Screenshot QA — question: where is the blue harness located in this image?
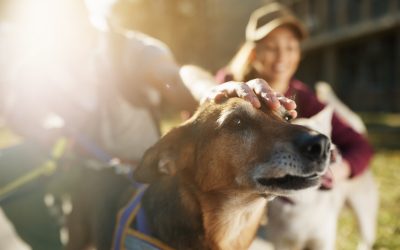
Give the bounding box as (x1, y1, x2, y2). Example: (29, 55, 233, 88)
(112, 184, 173, 250)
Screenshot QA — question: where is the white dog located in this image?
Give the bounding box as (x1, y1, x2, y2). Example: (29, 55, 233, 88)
(263, 105, 379, 250)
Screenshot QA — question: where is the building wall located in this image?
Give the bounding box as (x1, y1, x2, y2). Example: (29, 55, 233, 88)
(284, 0, 400, 112)
(122, 0, 269, 71)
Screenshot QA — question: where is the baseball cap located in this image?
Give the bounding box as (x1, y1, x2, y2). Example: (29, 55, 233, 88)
(245, 2, 307, 42)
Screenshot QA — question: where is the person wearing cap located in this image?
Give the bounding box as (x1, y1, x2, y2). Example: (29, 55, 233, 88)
(216, 2, 373, 186)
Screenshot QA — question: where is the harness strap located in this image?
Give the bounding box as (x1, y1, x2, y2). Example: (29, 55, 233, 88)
(112, 185, 173, 250)
(72, 131, 112, 164)
(113, 184, 147, 250)
(68, 130, 141, 182)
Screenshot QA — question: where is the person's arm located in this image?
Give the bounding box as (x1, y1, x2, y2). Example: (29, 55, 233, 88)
(179, 65, 218, 103)
(144, 50, 198, 113)
(146, 52, 297, 116)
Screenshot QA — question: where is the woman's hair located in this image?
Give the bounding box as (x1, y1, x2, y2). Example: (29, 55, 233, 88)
(226, 2, 307, 82)
(226, 42, 256, 82)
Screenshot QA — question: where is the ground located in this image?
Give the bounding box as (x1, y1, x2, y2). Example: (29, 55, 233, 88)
(337, 150, 400, 250)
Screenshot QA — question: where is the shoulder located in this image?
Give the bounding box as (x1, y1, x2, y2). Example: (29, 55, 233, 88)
(124, 31, 174, 60)
(287, 79, 315, 96)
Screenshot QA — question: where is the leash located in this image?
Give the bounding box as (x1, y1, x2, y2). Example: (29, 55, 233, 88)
(68, 130, 135, 176)
(0, 137, 68, 203)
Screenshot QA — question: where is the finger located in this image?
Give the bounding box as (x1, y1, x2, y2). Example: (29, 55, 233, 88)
(204, 85, 229, 103)
(247, 79, 280, 109)
(222, 81, 261, 108)
(261, 91, 280, 110)
(213, 91, 229, 103)
(278, 96, 297, 110)
(236, 84, 261, 108)
(288, 110, 298, 119)
(214, 94, 226, 103)
(246, 78, 274, 93)
(215, 82, 241, 98)
(268, 93, 280, 110)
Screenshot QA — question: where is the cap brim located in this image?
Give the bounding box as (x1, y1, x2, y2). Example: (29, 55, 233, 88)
(246, 16, 307, 42)
(245, 3, 307, 42)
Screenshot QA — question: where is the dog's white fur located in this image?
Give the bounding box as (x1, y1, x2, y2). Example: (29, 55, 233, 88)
(263, 103, 379, 250)
(316, 81, 367, 134)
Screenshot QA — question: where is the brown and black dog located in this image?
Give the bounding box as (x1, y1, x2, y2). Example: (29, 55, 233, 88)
(132, 97, 331, 250)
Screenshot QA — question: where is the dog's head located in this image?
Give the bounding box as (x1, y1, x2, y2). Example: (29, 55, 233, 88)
(134, 98, 330, 195)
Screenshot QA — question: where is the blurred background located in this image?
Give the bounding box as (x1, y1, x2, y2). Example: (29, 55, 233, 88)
(0, 0, 399, 249)
(0, 0, 399, 144)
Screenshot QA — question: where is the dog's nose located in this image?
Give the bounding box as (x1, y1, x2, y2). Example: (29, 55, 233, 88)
(295, 132, 330, 162)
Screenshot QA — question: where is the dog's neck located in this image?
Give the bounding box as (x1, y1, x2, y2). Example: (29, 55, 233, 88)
(141, 176, 267, 250)
(199, 191, 267, 250)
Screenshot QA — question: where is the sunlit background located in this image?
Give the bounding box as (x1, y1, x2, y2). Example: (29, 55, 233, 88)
(0, 0, 399, 249)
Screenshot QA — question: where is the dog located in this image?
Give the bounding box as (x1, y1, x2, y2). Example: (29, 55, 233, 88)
(127, 97, 331, 250)
(263, 107, 379, 250)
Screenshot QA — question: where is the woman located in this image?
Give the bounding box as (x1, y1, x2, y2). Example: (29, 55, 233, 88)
(216, 2, 373, 186)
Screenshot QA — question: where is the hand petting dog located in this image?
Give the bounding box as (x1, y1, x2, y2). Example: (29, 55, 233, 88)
(204, 78, 298, 119)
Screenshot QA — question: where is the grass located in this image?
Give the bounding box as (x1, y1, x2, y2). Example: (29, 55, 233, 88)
(337, 150, 400, 250)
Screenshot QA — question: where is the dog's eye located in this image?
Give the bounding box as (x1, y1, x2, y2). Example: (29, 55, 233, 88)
(226, 116, 247, 130)
(232, 117, 243, 127)
(284, 113, 293, 122)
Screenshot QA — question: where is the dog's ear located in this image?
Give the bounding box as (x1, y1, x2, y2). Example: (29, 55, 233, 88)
(310, 106, 334, 136)
(292, 106, 334, 137)
(133, 125, 195, 183)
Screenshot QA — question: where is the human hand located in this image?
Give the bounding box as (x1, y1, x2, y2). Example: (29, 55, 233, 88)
(203, 78, 297, 118)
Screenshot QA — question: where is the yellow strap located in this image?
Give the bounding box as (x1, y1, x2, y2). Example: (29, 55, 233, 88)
(125, 229, 175, 250)
(0, 137, 68, 199)
(51, 137, 68, 160)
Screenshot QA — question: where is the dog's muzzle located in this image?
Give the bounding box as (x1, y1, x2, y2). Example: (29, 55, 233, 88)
(254, 131, 330, 192)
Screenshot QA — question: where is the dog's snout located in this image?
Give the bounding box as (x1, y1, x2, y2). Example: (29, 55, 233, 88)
(295, 132, 330, 162)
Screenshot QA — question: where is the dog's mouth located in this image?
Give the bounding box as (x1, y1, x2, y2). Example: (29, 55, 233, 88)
(256, 173, 320, 191)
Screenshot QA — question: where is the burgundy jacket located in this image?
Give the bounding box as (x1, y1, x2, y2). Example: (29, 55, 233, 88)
(216, 72, 373, 178)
